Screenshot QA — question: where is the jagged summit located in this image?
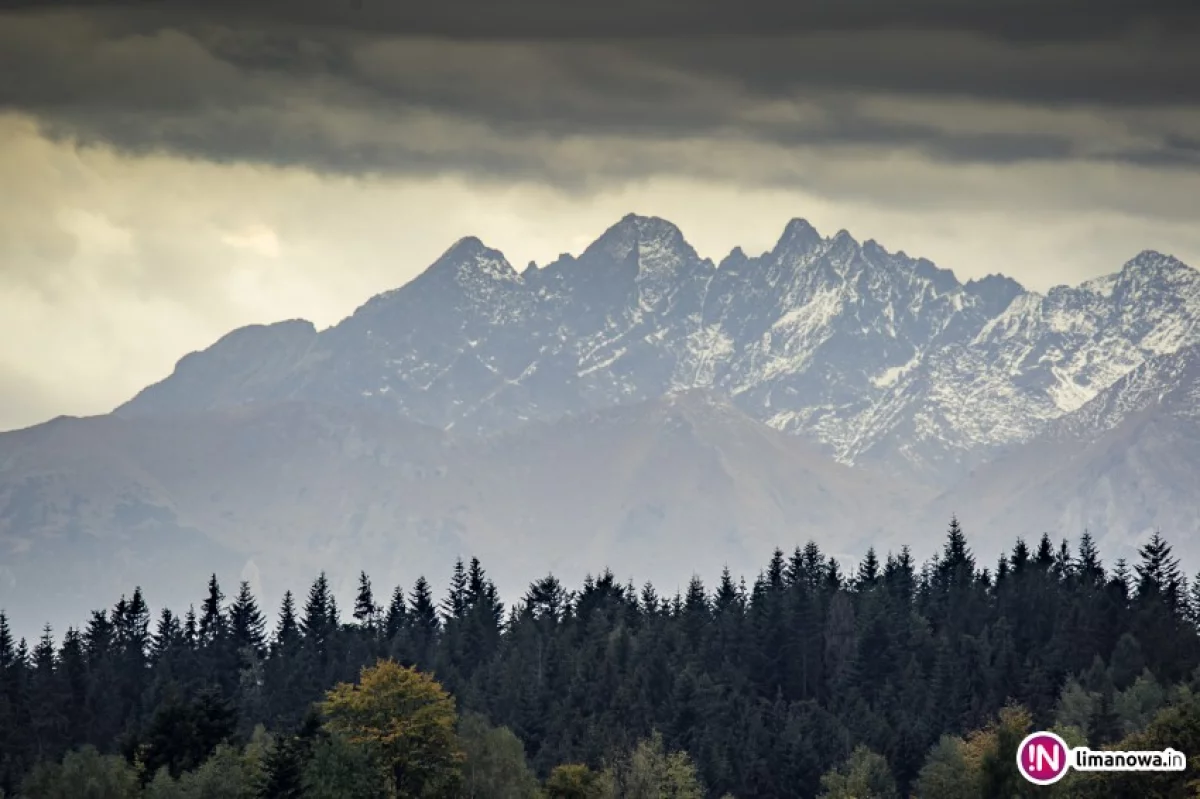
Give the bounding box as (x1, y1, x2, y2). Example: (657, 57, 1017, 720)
(417, 234, 520, 287)
(115, 211, 1200, 485)
(1126, 249, 1182, 268)
(964, 273, 1025, 315)
(433, 234, 510, 268)
(581, 213, 692, 264)
(774, 218, 822, 254)
(964, 273, 1022, 291)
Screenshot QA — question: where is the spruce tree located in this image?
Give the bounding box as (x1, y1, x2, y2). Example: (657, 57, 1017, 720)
(408, 576, 440, 669)
(1077, 531, 1104, 587)
(151, 609, 182, 663)
(259, 734, 307, 799)
(1135, 532, 1184, 615)
(640, 582, 661, 618)
(714, 568, 741, 615)
(856, 548, 881, 588)
(384, 585, 408, 640)
(1034, 533, 1055, 569)
(1188, 572, 1200, 629)
(444, 559, 469, 622)
(1009, 538, 1030, 574)
(801, 541, 826, 591)
(118, 588, 151, 663)
(524, 575, 569, 623)
(229, 582, 267, 657)
(29, 625, 64, 760)
(274, 592, 299, 653)
(767, 548, 786, 591)
(352, 571, 379, 630)
(199, 575, 226, 646)
(183, 606, 199, 649)
(0, 614, 13, 673)
(56, 628, 88, 753)
(681, 575, 710, 653)
(299, 573, 335, 654)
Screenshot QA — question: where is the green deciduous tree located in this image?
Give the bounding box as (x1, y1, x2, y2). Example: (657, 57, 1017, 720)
(818, 745, 899, 798)
(603, 731, 704, 799)
(301, 734, 387, 799)
(20, 746, 141, 799)
(913, 735, 975, 799)
(458, 712, 540, 799)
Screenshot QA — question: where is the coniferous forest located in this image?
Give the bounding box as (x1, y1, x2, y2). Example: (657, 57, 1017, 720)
(3, 520, 1200, 797)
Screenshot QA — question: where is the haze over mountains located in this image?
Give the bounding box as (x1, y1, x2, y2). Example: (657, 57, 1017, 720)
(4, 213, 1200, 639)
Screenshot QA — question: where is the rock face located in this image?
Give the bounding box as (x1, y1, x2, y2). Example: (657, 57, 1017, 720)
(4, 213, 1199, 638)
(118, 216, 1200, 485)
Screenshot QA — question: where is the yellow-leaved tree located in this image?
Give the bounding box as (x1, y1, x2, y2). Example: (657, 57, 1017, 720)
(914, 703, 1086, 799)
(544, 764, 607, 799)
(319, 658, 465, 798)
(603, 731, 705, 799)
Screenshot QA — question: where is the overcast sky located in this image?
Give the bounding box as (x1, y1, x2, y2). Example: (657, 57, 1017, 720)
(1, 1, 1199, 431)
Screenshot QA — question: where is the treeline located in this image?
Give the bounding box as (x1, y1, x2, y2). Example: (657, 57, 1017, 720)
(2, 519, 1200, 797)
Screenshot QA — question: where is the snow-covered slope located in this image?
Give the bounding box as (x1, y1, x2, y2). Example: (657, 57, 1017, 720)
(923, 344, 1200, 569)
(117, 215, 1200, 486)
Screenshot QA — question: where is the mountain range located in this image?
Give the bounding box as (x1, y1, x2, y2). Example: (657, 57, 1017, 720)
(3, 213, 1199, 638)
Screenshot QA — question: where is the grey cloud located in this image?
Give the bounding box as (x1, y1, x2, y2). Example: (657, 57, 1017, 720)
(19, 0, 1196, 42)
(1, 5, 1199, 184)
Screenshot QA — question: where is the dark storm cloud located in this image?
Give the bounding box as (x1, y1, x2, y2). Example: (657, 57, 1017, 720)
(0, 2, 1198, 180)
(15, 0, 1196, 41)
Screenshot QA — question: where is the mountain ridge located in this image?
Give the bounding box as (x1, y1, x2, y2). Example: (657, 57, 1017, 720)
(116, 213, 1198, 486)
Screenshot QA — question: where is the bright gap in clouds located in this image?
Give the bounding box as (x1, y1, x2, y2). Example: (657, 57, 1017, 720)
(2, 112, 1200, 433)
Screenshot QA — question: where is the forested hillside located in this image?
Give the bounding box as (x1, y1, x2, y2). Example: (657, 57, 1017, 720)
(3, 520, 1200, 797)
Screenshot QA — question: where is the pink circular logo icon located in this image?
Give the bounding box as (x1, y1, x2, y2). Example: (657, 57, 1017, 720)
(1017, 731, 1070, 785)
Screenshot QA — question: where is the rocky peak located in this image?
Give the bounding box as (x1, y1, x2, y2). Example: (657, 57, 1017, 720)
(964, 273, 1025, 316)
(772, 218, 823, 257)
(581, 213, 691, 265)
(422, 236, 520, 285)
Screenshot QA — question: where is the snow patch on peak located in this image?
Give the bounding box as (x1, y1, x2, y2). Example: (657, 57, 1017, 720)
(428, 236, 520, 285)
(573, 214, 709, 309)
(585, 213, 689, 263)
(824, 230, 860, 268)
(1124, 249, 1187, 272)
(1114, 250, 1196, 292)
(1078, 273, 1118, 299)
(439, 235, 489, 262)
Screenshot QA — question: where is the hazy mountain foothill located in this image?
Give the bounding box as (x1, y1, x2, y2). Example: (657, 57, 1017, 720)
(3, 214, 1200, 641)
